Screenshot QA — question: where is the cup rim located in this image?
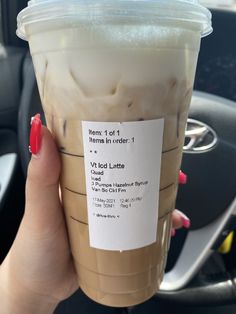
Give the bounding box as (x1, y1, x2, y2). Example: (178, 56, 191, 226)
(17, 0, 212, 40)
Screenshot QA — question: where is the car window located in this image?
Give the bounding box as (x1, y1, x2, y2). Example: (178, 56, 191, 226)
(200, 0, 236, 8)
(0, 1, 6, 58)
(0, 1, 2, 43)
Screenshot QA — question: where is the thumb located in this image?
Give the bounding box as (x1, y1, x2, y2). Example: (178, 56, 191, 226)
(24, 115, 63, 234)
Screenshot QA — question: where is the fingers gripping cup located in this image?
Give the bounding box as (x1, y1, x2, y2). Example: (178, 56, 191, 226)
(17, 0, 212, 307)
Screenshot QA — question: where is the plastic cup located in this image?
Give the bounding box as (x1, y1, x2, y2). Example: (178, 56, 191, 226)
(17, 0, 212, 307)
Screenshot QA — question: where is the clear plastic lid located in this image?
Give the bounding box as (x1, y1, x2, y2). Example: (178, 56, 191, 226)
(17, 0, 212, 40)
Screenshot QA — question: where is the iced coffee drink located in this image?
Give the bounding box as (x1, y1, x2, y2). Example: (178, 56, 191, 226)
(17, 0, 212, 307)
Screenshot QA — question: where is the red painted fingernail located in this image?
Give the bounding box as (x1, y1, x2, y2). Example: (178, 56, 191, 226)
(171, 229, 176, 237)
(182, 218, 191, 229)
(29, 114, 42, 155)
(179, 170, 187, 184)
(175, 209, 191, 229)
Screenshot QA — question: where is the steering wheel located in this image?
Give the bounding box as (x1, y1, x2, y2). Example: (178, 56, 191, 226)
(18, 56, 236, 306)
(158, 91, 236, 305)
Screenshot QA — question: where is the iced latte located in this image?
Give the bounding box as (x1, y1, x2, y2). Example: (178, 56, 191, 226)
(17, 0, 212, 307)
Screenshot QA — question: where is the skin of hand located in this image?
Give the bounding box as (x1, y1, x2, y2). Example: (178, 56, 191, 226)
(0, 125, 189, 313)
(0, 127, 78, 313)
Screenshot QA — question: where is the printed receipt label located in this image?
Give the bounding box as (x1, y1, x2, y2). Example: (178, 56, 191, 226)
(82, 119, 164, 251)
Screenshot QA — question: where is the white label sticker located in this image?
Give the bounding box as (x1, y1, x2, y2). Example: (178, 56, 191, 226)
(82, 119, 164, 251)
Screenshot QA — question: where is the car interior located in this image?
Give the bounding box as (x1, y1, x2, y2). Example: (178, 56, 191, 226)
(0, 1, 236, 313)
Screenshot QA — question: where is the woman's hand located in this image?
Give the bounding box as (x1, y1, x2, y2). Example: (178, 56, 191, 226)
(0, 117, 190, 313)
(0, 126, 78, 314)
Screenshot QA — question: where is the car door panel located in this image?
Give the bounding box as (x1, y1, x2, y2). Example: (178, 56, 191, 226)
(0, 44, 27, 263)
(0, 46, 26, 128)
(0, 47, 26, 210)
